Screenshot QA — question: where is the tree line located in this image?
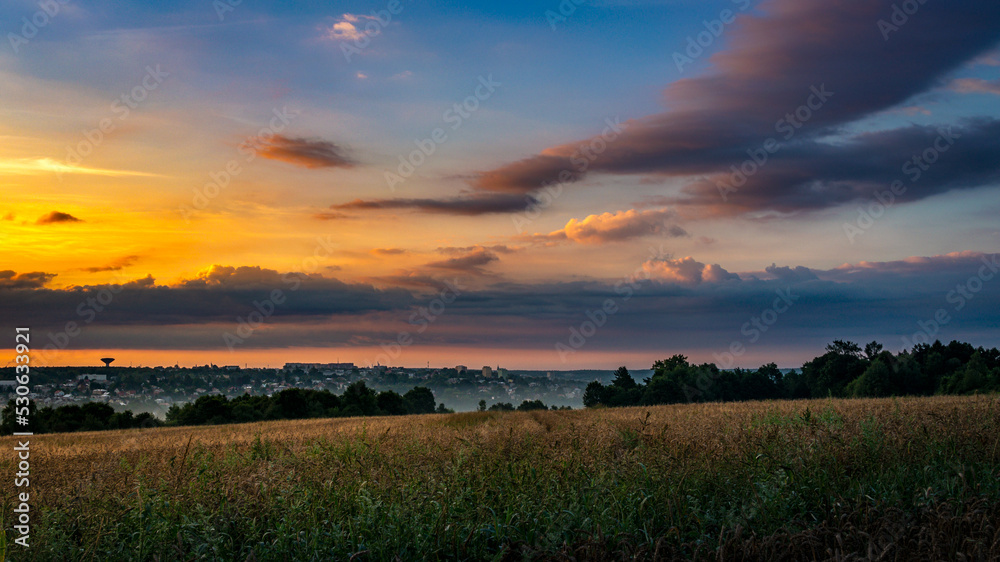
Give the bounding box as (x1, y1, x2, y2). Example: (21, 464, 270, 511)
(0, 401, 161, 435)
(584, 340, 1000, 407)
(1, 382, 448, 435)
(165, 382, 450, 426)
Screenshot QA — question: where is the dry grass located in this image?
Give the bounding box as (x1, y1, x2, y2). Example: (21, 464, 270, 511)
(2, 395, 999, 560)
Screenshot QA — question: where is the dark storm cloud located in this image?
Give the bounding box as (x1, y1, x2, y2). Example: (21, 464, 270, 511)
(674, 119, 1000, 215)
(0, 266, 415, 328)
(4, 252, 999, 356)
(467, 0, 1000, 215)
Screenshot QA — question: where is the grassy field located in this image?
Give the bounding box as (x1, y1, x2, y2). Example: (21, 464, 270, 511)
(2, 395, 999, 560)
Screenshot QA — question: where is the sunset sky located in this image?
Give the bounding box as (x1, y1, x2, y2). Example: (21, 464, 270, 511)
(2, 0, 999, 369)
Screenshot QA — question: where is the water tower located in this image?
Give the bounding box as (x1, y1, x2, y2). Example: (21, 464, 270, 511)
(101, 357, 115, 368)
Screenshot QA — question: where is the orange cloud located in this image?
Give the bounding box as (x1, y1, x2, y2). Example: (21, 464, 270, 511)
(521, 208, 687, 246)
(325, 14, 369, 41)
(642, 257, 738, 286)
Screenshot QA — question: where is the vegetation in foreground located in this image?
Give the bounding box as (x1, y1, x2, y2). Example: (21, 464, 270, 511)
(1, 395, 999, 560)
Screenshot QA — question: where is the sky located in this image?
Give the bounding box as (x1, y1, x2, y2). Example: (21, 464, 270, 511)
(1, 0, 999, 370)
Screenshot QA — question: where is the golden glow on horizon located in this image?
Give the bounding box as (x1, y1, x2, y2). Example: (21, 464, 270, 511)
(1, 346, 809, 371)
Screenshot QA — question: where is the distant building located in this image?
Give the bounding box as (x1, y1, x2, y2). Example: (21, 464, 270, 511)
(497, 367, 508, 377)
(77, 374, 108, 382)
(482, 366, 492, 378)
(284, 362, 355, 371)
(456, 365, 467, 374)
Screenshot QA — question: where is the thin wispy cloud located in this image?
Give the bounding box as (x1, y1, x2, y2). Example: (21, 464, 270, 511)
(0, 158, 162, 177)
(950, 78, 1000, 95)
(80, 255, 141, 273)
(333, 193, 533, 216)
(425, 247, 501, 274)
(370, 248, 408, 256)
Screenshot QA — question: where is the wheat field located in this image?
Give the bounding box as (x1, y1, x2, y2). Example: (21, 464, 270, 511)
(2, 395, 999, 560)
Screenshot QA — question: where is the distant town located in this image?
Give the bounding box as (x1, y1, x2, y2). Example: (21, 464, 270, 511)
(1, 361, 632, 417)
